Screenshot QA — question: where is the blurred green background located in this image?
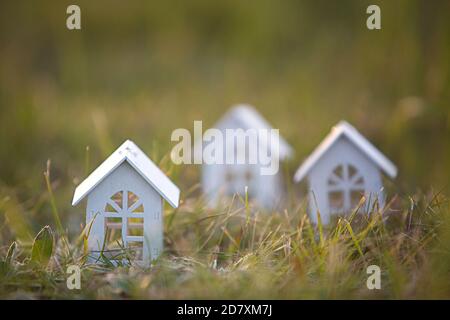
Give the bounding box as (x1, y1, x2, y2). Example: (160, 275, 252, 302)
(0, 0, 449, 237)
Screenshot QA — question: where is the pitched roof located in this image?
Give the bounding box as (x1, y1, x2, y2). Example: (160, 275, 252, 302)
(294, 121, 397, 182)
(72, 140, 180, 208)
(214, 104, 294, 160)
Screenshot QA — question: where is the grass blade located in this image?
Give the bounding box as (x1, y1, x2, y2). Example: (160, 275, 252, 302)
(31, 226, 54, 267)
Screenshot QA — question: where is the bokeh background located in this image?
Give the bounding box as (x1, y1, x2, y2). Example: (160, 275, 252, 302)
(1, 0, 449, 238)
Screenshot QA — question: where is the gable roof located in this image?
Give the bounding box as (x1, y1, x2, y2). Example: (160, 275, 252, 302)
(213, 104, 294, 160)
(294, 121, 397, 182)
(72, 140, 180, 208)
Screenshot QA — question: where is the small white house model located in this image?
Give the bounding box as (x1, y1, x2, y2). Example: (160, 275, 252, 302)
(294, 121, 397, 224)
(201, 104, 293, 209)
(72, 140, 180, 266)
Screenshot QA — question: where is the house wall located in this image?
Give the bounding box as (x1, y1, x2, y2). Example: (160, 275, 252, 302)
(202, 162, 283, 209)
(85, 161, 163, 265)
(307, 136, 384, 224)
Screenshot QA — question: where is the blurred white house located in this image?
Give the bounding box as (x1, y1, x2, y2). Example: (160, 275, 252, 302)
(199, 104, 293, 209)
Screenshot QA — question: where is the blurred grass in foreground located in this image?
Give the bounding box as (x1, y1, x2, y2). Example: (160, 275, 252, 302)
(0, 0, 450, 298)
(0, 185, 449, 299)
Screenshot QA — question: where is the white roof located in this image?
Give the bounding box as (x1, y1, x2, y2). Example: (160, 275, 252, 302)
(72, 140, 180, 208)
(214, 104, 294, 160)
(294, 121, 397, 182)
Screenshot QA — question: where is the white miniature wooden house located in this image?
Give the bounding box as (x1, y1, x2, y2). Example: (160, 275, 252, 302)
(72, 140, 180, 266)
(294, 121, 397, 224)
(200, 104, 293, 209)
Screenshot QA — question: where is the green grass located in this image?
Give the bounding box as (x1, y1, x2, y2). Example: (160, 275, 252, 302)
(1, 177, 449, 299)
(0, 0, 450, 299)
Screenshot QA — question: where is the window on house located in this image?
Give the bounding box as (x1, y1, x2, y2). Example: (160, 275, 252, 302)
(327, 164, 365, 214)
(127, 217, 144, 236)
(328, 190, 344, 212)
(103, 190, 145, 261)
(225, 170, 235, 182)
(104, 217, 123, 260)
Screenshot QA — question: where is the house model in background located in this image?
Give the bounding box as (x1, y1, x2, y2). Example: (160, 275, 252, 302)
(72, 140, 180, 266)
(200, 104, 293, 209)
(294, 121, 397, 224)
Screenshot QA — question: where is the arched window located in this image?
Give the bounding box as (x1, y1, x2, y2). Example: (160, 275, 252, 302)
(327, 164, 365, 214)
(103, 190, 144, 261)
